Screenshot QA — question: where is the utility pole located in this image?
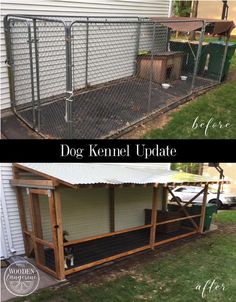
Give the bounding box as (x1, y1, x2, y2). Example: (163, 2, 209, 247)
(221, 1, 229, 20)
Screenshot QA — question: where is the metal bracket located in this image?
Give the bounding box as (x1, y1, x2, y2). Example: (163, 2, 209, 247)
(5, 59, 12, 68)
(26, 188, 29, 195)
(65, 37, 72, 42)
(47, 190, 52, 197)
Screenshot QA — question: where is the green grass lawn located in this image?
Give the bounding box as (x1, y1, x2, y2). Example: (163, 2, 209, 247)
(13, 211, 236, 302)
(213, 209, 236, 224)
(144, 43, 236, 139)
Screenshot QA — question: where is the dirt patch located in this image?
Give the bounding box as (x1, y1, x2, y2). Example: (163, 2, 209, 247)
(215, 222, 236, 235)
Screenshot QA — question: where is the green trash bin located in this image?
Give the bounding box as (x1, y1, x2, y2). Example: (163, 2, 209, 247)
(203, 203, 217, 231)
(169, 40, 208, 74)
(206, 41, 236, 81)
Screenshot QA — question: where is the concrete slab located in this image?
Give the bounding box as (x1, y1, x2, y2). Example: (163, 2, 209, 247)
(1, 256, 60, 302)
(1, 114, 41, 139)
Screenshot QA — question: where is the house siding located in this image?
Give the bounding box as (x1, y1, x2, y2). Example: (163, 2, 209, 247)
(115, 186, 163, 230)
(34, 186, 163, 242)
(1, 163, 170, 258)
(0, 163, 25, 258)
(1, 0, 171, 110)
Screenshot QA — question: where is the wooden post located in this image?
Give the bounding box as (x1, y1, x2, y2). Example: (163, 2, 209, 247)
(162, 185, 168, 211)
(199, 184, 208, 233)
(167, 186, 198, 229)
(15, 188, 31, 256)
(54, 190, 65, 280)
(150, 185, 158, 249)
(109, 187, 115, 232)
(28, 192, 45, 265)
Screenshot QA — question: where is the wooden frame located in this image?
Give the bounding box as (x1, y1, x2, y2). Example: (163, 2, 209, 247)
(199, 184, 208, 233)
(167, 186, 199, 230)
(156, 214, 201, 226)
(64, 245, 151, 275)
(64, 224, 152, 246)
(10, 179, 55, 189)
(12, 164, 217, 280)
(109, 187, 115, 232)
(149, 186, 158, 249)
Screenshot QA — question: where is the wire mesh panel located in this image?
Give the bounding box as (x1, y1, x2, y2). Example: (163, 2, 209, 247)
(34, 20, 67, 138)
(169, 30, 219, 94)
(22, 188, 32, 232)
(7, 19, 36, 128)
(5, 16, 228, 139)
(36, 242, 56, 272)
(59, 187, 153, 272)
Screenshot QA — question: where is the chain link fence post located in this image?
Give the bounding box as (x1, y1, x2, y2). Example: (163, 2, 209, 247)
(4, 17, 16, 112)
(191, 21, 206, 92)
(65, 25, 74, 139)
(147, 23, 156, 113)
(85, 17, 89, 88)
(27, 21, 37, 129)
(218, 36, 230, 83)
(133, 18, 141, 76)
(33, 18, 41, 132)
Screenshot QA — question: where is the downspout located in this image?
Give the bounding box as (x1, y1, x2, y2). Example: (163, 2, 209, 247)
(1, 181, 16, 255)
(168, 0, 173, 17)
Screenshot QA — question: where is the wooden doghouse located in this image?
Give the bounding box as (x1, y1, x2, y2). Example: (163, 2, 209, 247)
(10, 163, 226, 280)
(137, 51, 185, 83)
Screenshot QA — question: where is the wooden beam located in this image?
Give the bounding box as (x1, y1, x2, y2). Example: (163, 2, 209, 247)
(34, 237, 54, 249)
(65, 245, 151, 275)
(149, 186, 158, 250)
(156, 214, 201, 226)
(28, 192, 45, 265)
(54, 190, 65, 280)
(109, 187, 115, 232)
(49, 192, 62, 280)
(15, 188, 31, 256)
(29, 188, 51, 195)
(13, 163, 75, 189)
(10, 179, 56, 189)
(154, 230, 197, 247)
(64, 224, 152, 247)
(162, 186, 168, 211)
(177, 188, 205, 211)
(36, 262, 57, 278)
(167, 186, 198, 229)
(199, 184, 208, 233)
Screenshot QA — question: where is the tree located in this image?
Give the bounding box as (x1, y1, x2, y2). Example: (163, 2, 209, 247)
(173, 0, 192, 17)
(190, 1, 199, 40)
(171, 163, 203, 174)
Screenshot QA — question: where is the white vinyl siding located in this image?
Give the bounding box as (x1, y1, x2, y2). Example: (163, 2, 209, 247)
(0, 162, 170, 258)
(0, 163, 25, 258)
(1, 0, 171, 110)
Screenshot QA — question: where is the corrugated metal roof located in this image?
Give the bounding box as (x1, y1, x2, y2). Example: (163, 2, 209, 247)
(16, 163, 226, 186)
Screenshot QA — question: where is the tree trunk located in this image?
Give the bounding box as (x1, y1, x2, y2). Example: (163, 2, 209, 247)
(190, 1, 199, 41)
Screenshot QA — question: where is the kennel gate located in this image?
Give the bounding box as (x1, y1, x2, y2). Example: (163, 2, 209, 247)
(4, 16, 229, 138)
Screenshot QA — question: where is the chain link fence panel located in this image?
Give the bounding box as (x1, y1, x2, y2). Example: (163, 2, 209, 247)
(4, 16, 226, 138)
